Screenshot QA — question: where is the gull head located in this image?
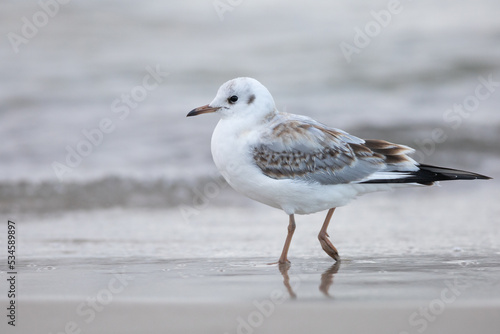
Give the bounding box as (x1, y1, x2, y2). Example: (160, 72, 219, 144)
(187, 77, 276, 121)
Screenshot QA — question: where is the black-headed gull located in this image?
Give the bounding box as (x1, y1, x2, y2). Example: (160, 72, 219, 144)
(187, 77, 491, 264)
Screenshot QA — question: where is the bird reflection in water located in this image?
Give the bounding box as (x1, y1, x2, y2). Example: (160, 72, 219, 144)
(278, 261, 342, 299)
(278, 263, 297, 299)
(319, 261, 341, 297)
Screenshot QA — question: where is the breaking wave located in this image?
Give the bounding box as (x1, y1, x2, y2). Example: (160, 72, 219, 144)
(0, 175, 235, 214)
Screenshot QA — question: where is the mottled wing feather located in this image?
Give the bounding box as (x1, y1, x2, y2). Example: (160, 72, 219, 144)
(252, 116, 416, 185)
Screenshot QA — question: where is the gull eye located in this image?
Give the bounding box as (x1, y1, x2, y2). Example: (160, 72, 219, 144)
(228, 95, 238, 104)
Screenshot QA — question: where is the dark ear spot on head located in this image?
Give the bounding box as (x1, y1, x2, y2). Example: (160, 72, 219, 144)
(247, 94, 255, 104)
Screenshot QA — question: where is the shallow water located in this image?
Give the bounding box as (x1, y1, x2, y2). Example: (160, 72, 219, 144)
(15, 254, 500, 303)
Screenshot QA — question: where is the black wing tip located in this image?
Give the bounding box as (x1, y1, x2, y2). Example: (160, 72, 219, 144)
(361, 164, 492, 185)
(474, 174, 492, 180)
(418, 164, 492, 181)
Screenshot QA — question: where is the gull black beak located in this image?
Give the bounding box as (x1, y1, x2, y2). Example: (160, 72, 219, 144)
(187, 104, 220, 117)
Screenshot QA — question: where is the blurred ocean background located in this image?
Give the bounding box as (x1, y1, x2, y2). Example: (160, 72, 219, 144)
(1, 0, 499, 214)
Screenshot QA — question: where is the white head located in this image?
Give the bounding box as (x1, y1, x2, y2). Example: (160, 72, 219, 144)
(187, 77, 276, 122)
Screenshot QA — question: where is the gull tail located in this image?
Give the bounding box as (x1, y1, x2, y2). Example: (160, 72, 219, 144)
(362, 164, 492, 186)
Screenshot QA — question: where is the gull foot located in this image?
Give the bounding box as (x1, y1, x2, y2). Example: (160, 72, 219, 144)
(318, 233, 340, 262)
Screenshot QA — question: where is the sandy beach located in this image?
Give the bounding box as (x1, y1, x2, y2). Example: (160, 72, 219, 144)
(2, 182, 500, 333)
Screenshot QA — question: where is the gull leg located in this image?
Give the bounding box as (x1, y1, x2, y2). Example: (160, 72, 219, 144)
(276, 214, 296, 264)
(318, 208, 340, 262)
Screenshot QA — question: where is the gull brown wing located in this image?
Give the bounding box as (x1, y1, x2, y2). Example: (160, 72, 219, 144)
(252, 117, 396, 185)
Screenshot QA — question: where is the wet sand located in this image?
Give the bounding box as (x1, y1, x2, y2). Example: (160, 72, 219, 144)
(5, 255, 500, 334)
(2, 183, 499, 333)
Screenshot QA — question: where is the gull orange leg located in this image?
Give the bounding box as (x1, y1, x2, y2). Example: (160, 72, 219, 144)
(318, 208, 340, 262)
(277, 214, 296, 264)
